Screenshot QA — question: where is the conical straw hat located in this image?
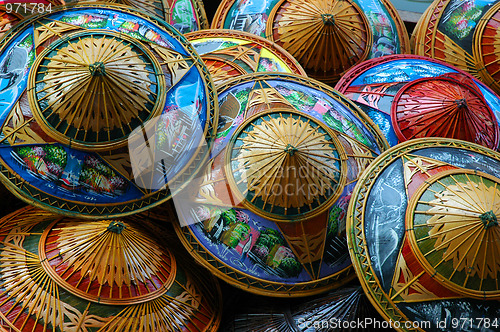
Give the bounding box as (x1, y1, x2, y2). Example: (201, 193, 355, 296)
(347, 138, 500, 329)
(0, 205, 222, 331)
(0, 4, 217, 218)
(212, 0, 409, 84)
(172, 72, 389, 297)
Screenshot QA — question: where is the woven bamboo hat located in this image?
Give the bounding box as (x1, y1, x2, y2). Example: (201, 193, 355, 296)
(0, 4, 217, 219)
(347, 138, 500, 330)
(212, 0, 409, 84)
(185, 29, 306, 86)
(172, 72, 389, 297)
(0, 205, 222, 331)
(412, 0, 500, 96)
(335, 55, 500, 150)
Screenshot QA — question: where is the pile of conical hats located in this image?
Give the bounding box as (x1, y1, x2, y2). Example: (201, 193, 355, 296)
(1, 1, 500, 331)
(0, 2, 222, 331)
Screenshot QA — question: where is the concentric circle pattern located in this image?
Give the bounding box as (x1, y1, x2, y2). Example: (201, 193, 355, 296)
(336, 55, 500, 150)
(392, 76, 498, 148)
(172, 72, 388, 297)
(39, 219, 175, 304)
(0, 4, 217, 218)
(407, 169, 500, 298)
(29, 31, 164, 150)
(347, 138, 500, 330)
(0, 206, 222, 331)
(227, 110, 346, 220)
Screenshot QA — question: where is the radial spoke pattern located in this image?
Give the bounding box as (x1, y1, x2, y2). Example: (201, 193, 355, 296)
(100, 277, 217, 332)
(0, 243, 108, 331)
(40, 219, 175, 305)
(393, 76, 498, 148)
(408, 170, 500, 296)
(0, 209, 108, 331)
(270, 0, 369, 80)
(228, 110, 344, 218)
(31, 31, 160, 147)
(0, 207, 222, 331)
